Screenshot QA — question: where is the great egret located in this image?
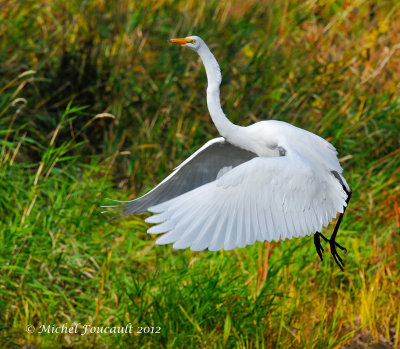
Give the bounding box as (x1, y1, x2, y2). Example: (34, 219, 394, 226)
(102, 36, 352, 270)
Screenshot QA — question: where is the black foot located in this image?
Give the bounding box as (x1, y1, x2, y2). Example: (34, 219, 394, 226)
(330, 239, 347, 271)
(314, 183, 352, 271)
(314, 232, 347, 271)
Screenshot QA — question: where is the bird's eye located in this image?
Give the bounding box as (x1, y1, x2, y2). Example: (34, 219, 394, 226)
(187, 38, 195, 44)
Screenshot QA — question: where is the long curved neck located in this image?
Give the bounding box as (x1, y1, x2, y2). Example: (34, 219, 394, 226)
(197, 45, 240, 140)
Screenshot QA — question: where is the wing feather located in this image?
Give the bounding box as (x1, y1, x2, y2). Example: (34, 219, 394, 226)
(208, 201, 229, 251)
(236, 199, 246, 248)
(255, 190, 267, 241)
(263, 195, 275, 241)
(224, 198, 238, 250)
(191, 207, 219, 251)
(147, 152, 348, 251)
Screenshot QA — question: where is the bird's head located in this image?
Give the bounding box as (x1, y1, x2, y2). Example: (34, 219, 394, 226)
(168, 35, 203, 52)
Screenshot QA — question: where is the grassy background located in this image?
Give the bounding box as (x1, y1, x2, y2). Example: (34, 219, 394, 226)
(1, 0, 399, 347)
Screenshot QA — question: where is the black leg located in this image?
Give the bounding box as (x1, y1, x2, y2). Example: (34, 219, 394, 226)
(331, 188, 352, 245)
(314, 186, 352, 271)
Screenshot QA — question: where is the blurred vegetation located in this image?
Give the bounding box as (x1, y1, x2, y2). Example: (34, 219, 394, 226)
(0, 0, 399, 348)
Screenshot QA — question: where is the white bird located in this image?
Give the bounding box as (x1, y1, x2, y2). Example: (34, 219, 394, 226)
(102, 36, 352, 270)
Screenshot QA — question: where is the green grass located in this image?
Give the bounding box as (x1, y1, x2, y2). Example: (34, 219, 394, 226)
(1, 0, 399, 348)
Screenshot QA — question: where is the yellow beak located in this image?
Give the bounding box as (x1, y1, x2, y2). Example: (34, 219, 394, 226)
(168, 38, 193, 45)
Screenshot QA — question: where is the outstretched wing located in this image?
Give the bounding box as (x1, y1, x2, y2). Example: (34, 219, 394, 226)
(146, 152, 349, 251)
(102, 137, 257, 217)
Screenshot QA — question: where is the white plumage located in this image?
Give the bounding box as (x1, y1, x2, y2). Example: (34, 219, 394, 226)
(102, 36, 351, 269)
